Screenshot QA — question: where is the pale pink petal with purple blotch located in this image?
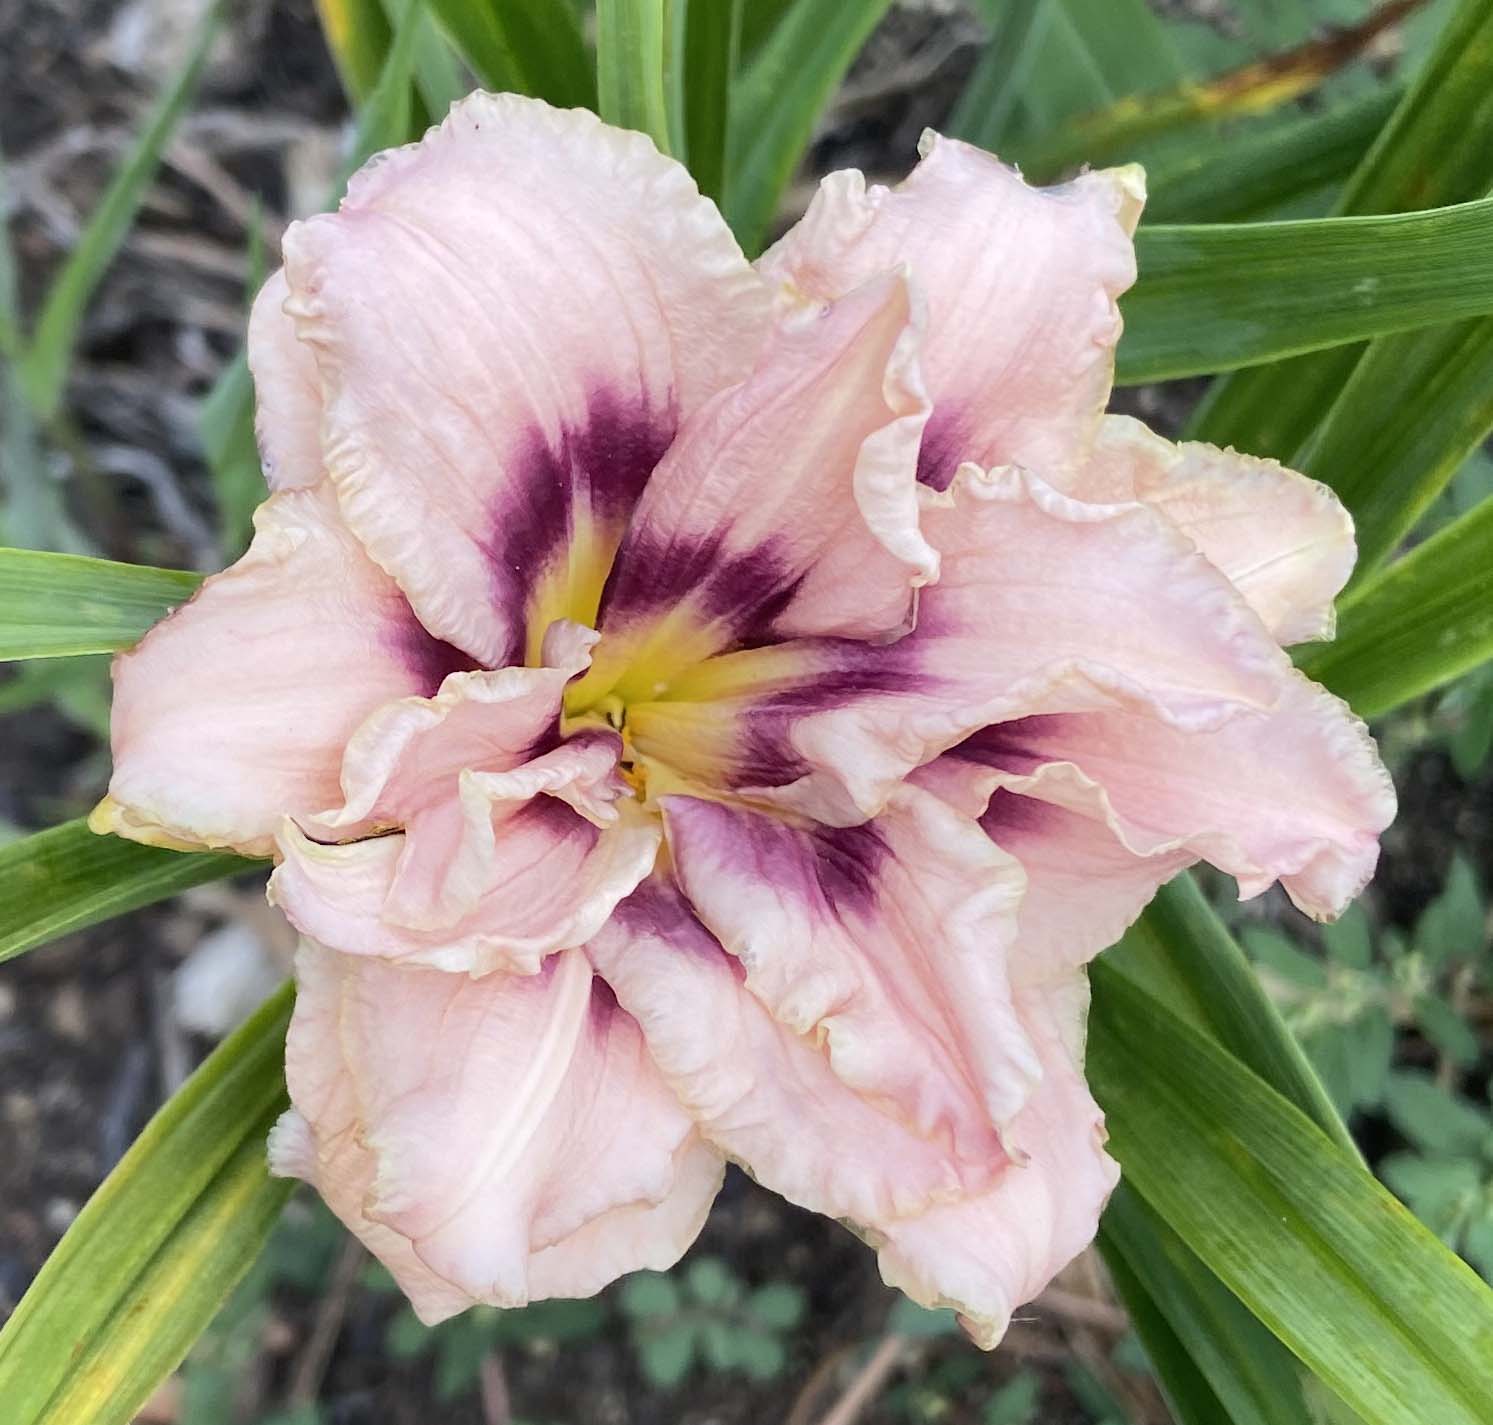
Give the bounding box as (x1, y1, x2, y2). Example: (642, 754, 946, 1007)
(586, 880, 988, 1225)
(93, 484, 473, 857)
(877, 974, 1118, 1348)
(913, 752, 1191, 980)
(277, 93, 772, 668)
(271, 789, 660, 977)
(587, 879, 1115, 1350)
(660, 786, 1038, 1152)
(942, 678, 1395, 921)
(635, 465, 1291, 826)
(589, 270, 934, 693)
(246, 267, 323, 492)
(270, 941, 722, 1321)
(1060, 416, 1355, 645)
(758, 131, 1143, 487)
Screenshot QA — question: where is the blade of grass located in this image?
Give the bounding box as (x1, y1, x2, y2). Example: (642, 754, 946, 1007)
(0, 549, 201, 660)
(597, 0, 674, 154)
(427, 0, 595, 109)
(1142, 86, 1401, 223)
(0, 987, 292, 1425)
(18, 0, 223, 420)
(314, 0, 396, 104)
(1118, 196, 1493, 383)
(0, 820, 252, 962)
(1099, 1184, 1320, 1425)
(724, 0, 894, 254)
(946, 0, 1055, 153)
(1189, 0, 1493, 458)
(682, 0, 740, 199)
(1087, 965, 1493, 1425)
(1298, 494, 1493, 718)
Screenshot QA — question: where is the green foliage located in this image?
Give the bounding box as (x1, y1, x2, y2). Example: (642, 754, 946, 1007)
(0, 989, 294, 1425)
(983, 1371, 1042, 1425)
(1380, 1072, 1493, 1280)
(384, 1295, 606, 1403)
(617, 1256, 805, 1388)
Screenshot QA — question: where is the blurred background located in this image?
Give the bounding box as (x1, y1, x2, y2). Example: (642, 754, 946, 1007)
(1, 1, 1490, 1422)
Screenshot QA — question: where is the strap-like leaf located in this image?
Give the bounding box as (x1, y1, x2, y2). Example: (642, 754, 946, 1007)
(314, 0, 396, 103)
(18, 0, 222, 420)
(0, 988, 293, 1425)
(724, 0, 894, 254)
(1118, 196, 1493, 383)
(0, 549, 201, 660)
(596, 0, 674, 155)
(1099, 1184, 1319, 1425)
(681, 0, 741, 200)
(1299, 495, 1493, 718)
(1088, 964, 1493, 1425)
(427, 0, 594, 110)
(0, 819, 253, 963)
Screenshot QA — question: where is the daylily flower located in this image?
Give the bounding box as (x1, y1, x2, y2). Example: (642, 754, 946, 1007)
(93, 95, 1394, 1347)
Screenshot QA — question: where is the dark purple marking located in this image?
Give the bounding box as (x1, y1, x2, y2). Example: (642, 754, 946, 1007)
(611, 879, 734, 965)
(599, 527, 805, 652)
(915, 405, 969, 491)
(390, 614, 484, 695)
(481, 387, 675, 663)
(944, 716, 1070, 775)
(515, 792, 602, 852)
(667, 794, 887, 917)
(589, 975, 620, 1026)
(978, 787, 1064, 838)
(725, 636, 932, 790)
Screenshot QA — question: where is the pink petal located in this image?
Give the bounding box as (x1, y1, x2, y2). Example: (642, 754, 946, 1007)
(279, 93, 771, 668)
(588, 876, 1114, 1347)
(660, 787, 1036, 1152)
(759, 132, 1143, 485)
(246, 268, 322, 491)
(582, 271, 934, 699)
(877, 975, 1118, 1347)
(271, 790, 660, 977)
(271, 941, 722, 1320)
(92, 485, 471, 856)
(913, 757, 1190, 979)
(1063, 416, 1355, 645)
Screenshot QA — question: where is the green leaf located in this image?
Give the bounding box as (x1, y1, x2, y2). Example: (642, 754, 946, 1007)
(198, 352, 262, 560)
(1144, 88, 1400, 224)
(18, 1, 222, 420)
(1099, 1184, 1317, 1425)
(339, 0, 428, 189)
(685, 1255, 737, 1308)
(636, 1321, 696, 1387)
(596, 0, 674, 154)
(947, 0, 1053, 153)
(0, 548, 201, 660)
(746, 1282, 805, 1330)
(681, 0, 740, 200)
(1383, 1072, 1493, 1156)
(1242, 926, 1327, 988)
(0, 987, 293, 1425)
(1415, 855, 1487, 962)
(618, 1271, 681, 1319)
(1187, 0, 1493, 459)
(314, 0, 398, 104)
(1117, 196, 1493, 385)
(427, 0, 594, 109)
(1297, 494, 1493, 718)
(1413, 995, 1482, 1067)
(0, 820, 252, 964)
(724, 0, 894, 254)
(983, 1370, 1041, 1425)
(1088, 964, 1493, 1425)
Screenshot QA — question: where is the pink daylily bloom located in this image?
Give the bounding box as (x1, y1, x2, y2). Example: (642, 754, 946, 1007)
(93, 94, 1395, 1346)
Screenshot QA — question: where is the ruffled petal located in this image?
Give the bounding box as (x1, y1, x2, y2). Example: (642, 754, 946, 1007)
(280, 93, 771, 668)
(876, 975, 1118, 1347)
(588, 879, 1114, 1348)
(271, 785, 660, 977)
(246, 267, 323, 491)
(631, 465, 1287, 826)
(92, 485, 472, 857)
(758, 131, 1143, 485)
(913, 756, 1190, 980)
(1063, 416, 1355, 645)
(946, 677, 1396, 921)
(660, 786, 1035, 1153)
(270, 941, 722, 1321)
(581, 271, 934, 699)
